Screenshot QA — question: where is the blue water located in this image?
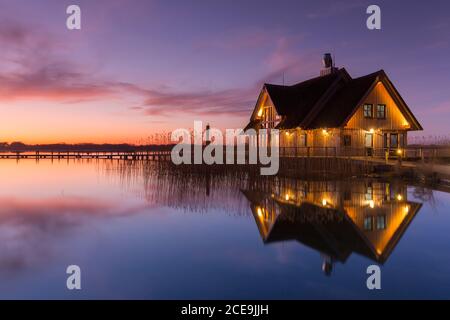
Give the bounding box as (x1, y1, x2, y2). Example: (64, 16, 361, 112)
(0, 159, 449, 299)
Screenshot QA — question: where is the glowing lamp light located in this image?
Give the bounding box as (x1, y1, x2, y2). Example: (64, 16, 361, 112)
(285, 194, 290, 201)
(285, 131, 290, 136)
(397, 149, 402, 155)
(369, 128, 375, 134)
(322, 199, 327, 206)
(322, 129, 328, 136)
(404, 205, 410, 214)
(397, 194, 403, 201)
(369, 200, 375, 208)
(257, 109, 263, 117)
(257, 207, 263, 217)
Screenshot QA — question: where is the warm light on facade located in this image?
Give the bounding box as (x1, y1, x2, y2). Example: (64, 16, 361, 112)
(322, 129, 328, 136)
(257, 108, 263, 117)
(369, 128, 375, 134)
(369, 200, 375, 208)
(404, 205, 410, 214)
(257, 207, 263, 217)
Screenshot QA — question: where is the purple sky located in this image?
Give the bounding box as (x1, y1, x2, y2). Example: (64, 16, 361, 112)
(0, 0, 449, 143)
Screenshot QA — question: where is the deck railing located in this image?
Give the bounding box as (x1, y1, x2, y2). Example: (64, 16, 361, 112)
(279, 146, 450, 160)
(1, 146, 449, 162)
(279, 147, 337, 158)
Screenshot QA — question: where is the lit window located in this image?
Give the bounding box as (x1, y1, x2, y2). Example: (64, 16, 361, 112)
(376, 216, 386, 230)
(298, 134, 307, 147)
(377, 104, 386, 119)
(365, 185, 373, 200)
(364, 217, 373, 231)
(363, 104, 373, 118)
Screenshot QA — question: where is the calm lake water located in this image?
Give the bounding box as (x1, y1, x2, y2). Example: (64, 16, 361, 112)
(0, 159, 449, 299)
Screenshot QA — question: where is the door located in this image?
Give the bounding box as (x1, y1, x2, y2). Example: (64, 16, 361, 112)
(365, 133, 373, 156)
(390, 134, 398, 149)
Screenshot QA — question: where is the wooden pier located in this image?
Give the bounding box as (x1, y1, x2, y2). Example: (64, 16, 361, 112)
(1, 147, 449, 186)
(0, 150, 172, 161)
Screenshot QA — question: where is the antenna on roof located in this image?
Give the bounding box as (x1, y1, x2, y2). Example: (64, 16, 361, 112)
(282, 72, 285, 85)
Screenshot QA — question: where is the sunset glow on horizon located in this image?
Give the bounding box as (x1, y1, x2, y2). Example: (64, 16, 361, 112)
(1, 0, 449, 144)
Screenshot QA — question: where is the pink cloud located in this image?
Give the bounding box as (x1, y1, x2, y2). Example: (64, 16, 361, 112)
(120, 83, 257, 117)
(0, 17, 318, 123)
(122, 33, 319, 119)
(0, 19, 115, 102)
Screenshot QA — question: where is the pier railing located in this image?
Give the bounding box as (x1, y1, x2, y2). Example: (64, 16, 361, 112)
(0, 150, 172, 160)
(0, 146, 449, 162)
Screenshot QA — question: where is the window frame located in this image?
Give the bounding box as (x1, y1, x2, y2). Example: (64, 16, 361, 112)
(376, 215, 387, 230)
(364, 216, 373, 231)
(343, 135, 351, 147)
(363, 104, 373, 118)
(365, 133, 374, 148)
(376, 104, 386, 119)
(298, 133, 307, 147)
(390, 133, 399, 148)
(365, 184, 373, 200)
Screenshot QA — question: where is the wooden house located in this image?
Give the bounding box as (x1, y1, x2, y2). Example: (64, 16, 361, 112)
(242, 179, 422, 274)
(244, 54, 423, 157)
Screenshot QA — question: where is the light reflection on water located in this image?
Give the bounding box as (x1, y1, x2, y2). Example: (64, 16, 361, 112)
(0, 159, 449, 299)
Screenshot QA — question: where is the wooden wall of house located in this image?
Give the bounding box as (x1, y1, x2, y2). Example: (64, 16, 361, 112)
(341, 81, 411, 154)
(340, 128, 383, 156)
(259, 80, 415, 157)
(253, 180, 414, 257)
(253, 89, 282, 130)
(346, 82, 410, 131)
(280, 129, 340, 156)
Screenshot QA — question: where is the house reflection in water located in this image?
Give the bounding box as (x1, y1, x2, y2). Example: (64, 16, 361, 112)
(242, 180, 422, 276)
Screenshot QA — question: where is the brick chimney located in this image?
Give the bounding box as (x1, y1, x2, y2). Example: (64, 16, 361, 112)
(320, 53, 338, 76)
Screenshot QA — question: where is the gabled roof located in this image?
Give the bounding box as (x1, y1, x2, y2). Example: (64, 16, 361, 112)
(245, 68, 423, 131)
(308, 70, 381, 129)
(243, 119, 261, 131)
(242, 189, 423, 265)
(265, 71, 345, 129)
